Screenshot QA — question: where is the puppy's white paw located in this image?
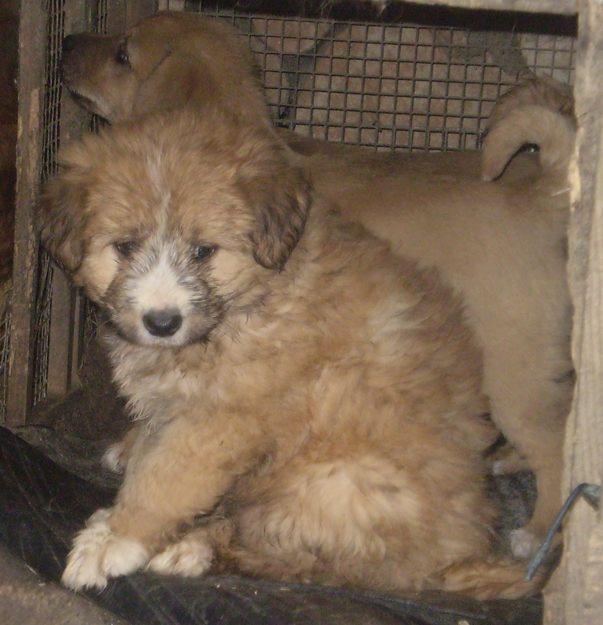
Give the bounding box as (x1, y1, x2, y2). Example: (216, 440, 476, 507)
(510, 527, 541, 559)
(147, 535, 213, 577)
(62, 508, 149, 590)
(102, 441, 127, 473)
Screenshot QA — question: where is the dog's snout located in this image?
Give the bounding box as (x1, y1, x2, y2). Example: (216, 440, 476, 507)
(62, 34, 77, 53)
(143, 309, 183, 337)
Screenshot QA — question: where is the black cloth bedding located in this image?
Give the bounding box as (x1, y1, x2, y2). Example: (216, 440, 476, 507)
(0, 427, 541, 625)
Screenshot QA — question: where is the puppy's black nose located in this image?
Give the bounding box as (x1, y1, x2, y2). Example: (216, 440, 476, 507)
(62, 34, 77, 53)
(143, 310, 183, 337)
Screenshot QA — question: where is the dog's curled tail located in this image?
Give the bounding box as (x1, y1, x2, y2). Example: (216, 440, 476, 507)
(481, 76, 575, 182)
(427, 555, 545, 600)
(481, 105, 576, 182)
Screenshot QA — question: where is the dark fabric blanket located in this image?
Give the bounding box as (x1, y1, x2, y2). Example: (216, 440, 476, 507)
(0, 427, 541, 625)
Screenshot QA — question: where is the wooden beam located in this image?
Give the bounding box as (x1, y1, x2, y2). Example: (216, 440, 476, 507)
(395, 0, 576, 16)
(204, 0, 577, 18)
(6, 2, 47, 425)
(545, 0, 603, 623)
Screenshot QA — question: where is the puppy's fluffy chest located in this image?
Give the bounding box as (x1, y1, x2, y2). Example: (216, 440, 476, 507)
(106, 231, 389, 428)
(105, 213, 458, 443)
(106, 308, 317, 428)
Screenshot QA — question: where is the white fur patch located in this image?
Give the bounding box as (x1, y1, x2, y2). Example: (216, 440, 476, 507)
(62, 508, 149, 590)
(510, 527, 541, 559)
(491, 460, 506, 476)
(101, 441, 127, 473)
(147, 534, 213, 577)
(131, 248, 191, 314)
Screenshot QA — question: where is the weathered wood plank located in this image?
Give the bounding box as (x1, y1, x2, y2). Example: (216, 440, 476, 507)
(6, 2, 47, 425)
(544, 0, 603, 623)
(393, 0, 576, 16)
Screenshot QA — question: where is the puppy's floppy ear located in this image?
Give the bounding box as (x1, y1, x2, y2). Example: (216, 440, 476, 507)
(37, 165, 89, 273)
(133, 51, 204, 117)
(244, 162, 312, 271)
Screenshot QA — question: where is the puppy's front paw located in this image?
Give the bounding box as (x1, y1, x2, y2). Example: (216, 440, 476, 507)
(62, 508, 149, 590)
(147, 533, 213, 577)
(101, 441, 128, 473)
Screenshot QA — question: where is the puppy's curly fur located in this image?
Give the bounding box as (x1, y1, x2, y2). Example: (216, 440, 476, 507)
(61, 12, 574, 556)
(40, 110, 540, 599)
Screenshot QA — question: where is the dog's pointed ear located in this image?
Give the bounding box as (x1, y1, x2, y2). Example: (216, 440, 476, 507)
(243, 161, 312, 271)
(37, 160, 90, 273)
(133, 51, 203, 116)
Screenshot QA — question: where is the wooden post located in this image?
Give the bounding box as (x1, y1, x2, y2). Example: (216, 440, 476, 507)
(544, 1, 603, 623)
(6, 2, 47, 425)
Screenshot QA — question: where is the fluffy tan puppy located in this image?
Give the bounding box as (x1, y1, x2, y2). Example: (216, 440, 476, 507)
(61, 10, 574, 556)
(61, 11, 269, 128)
(303, 106, 573, 558)
(39, 109, 543, 599)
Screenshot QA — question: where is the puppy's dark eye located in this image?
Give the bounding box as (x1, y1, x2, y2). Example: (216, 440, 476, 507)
(192, 245, 216, 262)
(114, 240, 137, 258)
(115, 43, 130, 67)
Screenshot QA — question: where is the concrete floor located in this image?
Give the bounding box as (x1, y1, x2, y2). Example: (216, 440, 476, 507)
(0, 546, 129, 625)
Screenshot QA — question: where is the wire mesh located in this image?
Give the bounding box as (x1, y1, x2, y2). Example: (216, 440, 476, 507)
(93, 0, 110, 33)
(80, 1, 111, 371)
(32, 0, 109, 406)
(32, 0, 576, 408)
(168, 1, 575, 151)
(32, 0, 66, 406)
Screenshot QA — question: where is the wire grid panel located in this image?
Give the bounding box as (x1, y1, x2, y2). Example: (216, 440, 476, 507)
(33, 0, 66, 405)
(80, 1, 110, 370)
(33, 0, 112, 406)
(94, 0, 110, 32)
(178, 2, 575, 151)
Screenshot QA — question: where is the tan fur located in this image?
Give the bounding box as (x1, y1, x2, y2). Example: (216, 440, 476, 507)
(303, 145, 572, 550)
(40, 110, 542, 598)
(61, 11, 269, 126)
(485, 75, 574, 135)
(62, 11, 574, 553)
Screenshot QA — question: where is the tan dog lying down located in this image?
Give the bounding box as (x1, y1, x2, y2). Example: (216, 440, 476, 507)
(61, 11, 574, 557)
(39, 109, 543, 599)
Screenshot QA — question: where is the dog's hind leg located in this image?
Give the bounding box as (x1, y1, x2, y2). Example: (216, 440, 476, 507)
(486, 351, 572, 558)
(229, 450, 495, 593)
(426, 555, 545, 600)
